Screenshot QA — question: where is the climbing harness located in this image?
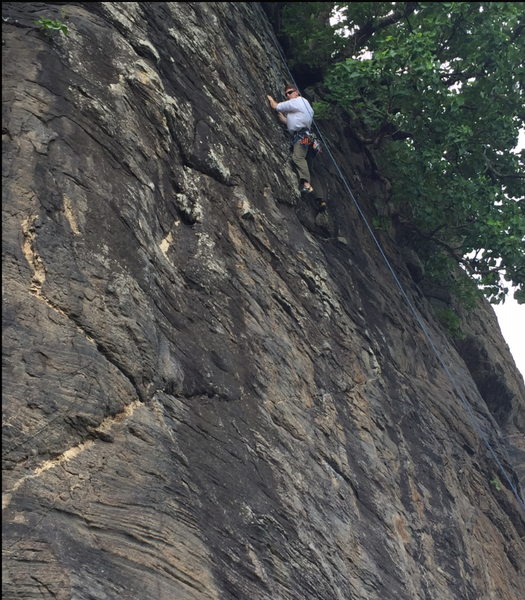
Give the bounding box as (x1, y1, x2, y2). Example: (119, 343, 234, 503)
(290, 129, 322, 155)
(261, 6, 525, 512)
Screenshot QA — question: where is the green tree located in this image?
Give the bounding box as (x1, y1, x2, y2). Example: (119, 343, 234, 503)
(280, 2, 525, 303)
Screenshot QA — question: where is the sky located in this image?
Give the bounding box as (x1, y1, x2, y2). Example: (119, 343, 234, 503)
(492, 128, 525, 379)
(493, 294, 525, 379)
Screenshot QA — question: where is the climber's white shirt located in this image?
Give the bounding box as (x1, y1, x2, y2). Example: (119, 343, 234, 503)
(276, 97, 314, 134)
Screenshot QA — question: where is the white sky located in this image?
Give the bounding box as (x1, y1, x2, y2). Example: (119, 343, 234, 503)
(492, 128, 525, 379)
(493, 294, 525, 379)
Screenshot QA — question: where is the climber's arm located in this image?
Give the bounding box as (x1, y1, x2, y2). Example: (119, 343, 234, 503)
(267, 95, 288, 127)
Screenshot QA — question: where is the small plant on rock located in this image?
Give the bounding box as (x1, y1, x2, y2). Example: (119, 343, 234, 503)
(490, 477, 502, 491)
(435, 307, 465, 340)
(34, 17, 69, 37)
(313, 101, 332, 121)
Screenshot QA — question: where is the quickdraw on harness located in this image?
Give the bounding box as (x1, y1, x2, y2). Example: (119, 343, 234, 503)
(290, 129, 322, 156)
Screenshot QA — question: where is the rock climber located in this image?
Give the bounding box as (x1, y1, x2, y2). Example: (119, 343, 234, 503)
(267, 85, 326, 212)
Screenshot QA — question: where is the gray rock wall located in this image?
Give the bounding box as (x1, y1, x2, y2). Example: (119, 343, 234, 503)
(3, 3, 524, 599)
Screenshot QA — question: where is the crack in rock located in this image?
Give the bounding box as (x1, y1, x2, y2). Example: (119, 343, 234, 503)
(2, 400, 143, 510)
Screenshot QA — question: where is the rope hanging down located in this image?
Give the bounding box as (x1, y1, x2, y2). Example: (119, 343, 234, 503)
(262, 14, 525, 512)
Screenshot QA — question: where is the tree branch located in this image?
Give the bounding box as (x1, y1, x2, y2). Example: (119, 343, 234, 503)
(486, 160, 525, 180)
(404, 222, 516, 279)
(401, 222, 474, 271)
(339, 2, 419, 60)
(440, 69, 484, 87)
(511, 23, 524, 43)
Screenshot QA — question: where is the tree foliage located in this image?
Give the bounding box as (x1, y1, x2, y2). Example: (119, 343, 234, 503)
(280, 2, 525, 303)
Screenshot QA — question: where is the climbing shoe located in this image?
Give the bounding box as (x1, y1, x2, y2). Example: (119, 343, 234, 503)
(301, 182, 314, 195)
(316, 199, 326, 213)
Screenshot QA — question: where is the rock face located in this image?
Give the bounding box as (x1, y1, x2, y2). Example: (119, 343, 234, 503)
(2, 3, 524, 599)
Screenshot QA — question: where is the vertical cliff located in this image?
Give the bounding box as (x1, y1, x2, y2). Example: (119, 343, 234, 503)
(3, 3, 524, 599)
